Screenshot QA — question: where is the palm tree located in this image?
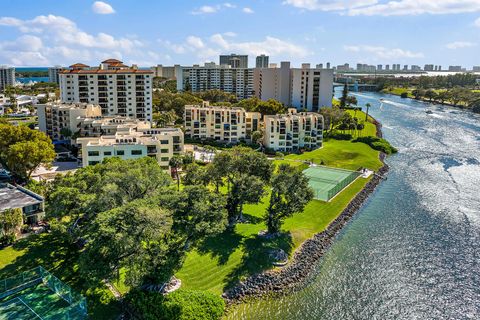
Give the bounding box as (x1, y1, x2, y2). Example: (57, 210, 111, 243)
(365, 103, 371, 121)
(169, 155, 183, 191)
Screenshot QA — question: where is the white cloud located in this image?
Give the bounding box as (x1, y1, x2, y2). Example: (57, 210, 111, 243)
(92, 1, 115, 14)
(161, 34, 310, 62)
(284, 0, 480, 16)
(191, 3, 238, 15)
(475, 17, 480, 27)
(0, 14, 158, 66)
(243, 7, 255, 14)
(446, 41, 477, 49)
(344, 45, 424, 59)
(283, 0, 378, 11)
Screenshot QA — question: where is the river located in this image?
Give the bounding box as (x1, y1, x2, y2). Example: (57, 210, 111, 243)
(228, 91, 480, 319)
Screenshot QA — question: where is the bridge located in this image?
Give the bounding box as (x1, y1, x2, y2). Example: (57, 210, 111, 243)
(333, 82, 378, 92)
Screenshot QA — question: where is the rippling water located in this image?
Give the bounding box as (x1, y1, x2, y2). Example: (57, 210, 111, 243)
(228, 92, 480, 319)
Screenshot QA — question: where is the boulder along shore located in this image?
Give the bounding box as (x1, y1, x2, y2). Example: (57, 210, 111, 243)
(224, 117, 390, 304)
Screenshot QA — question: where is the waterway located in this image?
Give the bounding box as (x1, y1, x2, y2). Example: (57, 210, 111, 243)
(228, 91, 480, 319)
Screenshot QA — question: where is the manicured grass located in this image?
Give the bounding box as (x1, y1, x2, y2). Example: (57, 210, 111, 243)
(176, 136, 382, 295)
(345, 110, 378, 137)
(0, 233, 121, 319)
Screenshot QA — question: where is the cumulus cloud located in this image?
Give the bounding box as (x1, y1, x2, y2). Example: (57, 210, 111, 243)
(344, 45, 424, 59)
(243, 7, 255, 14)
(475, 17, 480, 27)
(191, 3, 238, 14)
(0, 14, 157, 66)
(284, 0, 480, 16)
(446, 41, 477, 49)
(92, 1, 115, 14)
(160, 34, 310, 62)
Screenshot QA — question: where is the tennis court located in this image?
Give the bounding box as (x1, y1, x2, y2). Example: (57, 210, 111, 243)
(303, 166, 361, 201)
(0, 267, 87, 320)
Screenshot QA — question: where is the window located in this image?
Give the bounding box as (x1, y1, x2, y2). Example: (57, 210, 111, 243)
(131, 150, 143, 155)
(88, 151, 99, 156)
(104, 151, 112, 156)
(116, 150, 125, 156)
(88, 161, 100, 165)
(160, 140, 168, 145)
(160, 148, 169, 153)
(161, 157, 169, 162)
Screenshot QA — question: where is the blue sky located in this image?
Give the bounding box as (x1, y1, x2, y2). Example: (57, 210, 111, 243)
(0, 0, 479, 68)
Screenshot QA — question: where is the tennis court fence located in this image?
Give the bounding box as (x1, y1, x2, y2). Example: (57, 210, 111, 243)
(0, 266, 87, 319)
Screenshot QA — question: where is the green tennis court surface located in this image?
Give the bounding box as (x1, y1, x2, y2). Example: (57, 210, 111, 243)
(0, 267, 87, 320)
(303, 166, 360, 201)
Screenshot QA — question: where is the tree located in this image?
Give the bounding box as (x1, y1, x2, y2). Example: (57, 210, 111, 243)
(183, 163, 208, 186)
(0, 124, 55, 179)
(153, 110, 178, 128)
(346, 95, 358, 106)
(80, 199, 175, 286)
(251, 130, 263, 146)
(169, 155, 184, 191)
(47, 157, 172, 240)
(210, 146, 272, 224)
(365, 103, 371, 121)
(265, 164, 313, 234)
(424, 89, 437, 102)
(0, 208, 23, 245)
(340, 83, 348, 108)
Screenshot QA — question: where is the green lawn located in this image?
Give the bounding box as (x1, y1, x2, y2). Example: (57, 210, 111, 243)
(176, 137, 382, 295)
(0, 233, 121, 319)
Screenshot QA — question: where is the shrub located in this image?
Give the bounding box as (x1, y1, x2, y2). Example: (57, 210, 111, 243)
(326, 132, 352, 140)
(354, 136, 398, 154)
(400, 92, 408, 98)
(125, 289, 225, 320)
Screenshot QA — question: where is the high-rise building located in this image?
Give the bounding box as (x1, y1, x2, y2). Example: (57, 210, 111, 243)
(255, 54, 269, 68)
(150, 64, 177, 79)
(403, 65, 408, 71)
(326, 62, 331, 69)
(377, 65, 383, 71)
(59, 59, 153, 122)
(176, 63, 254, 100)
(48, 66, 67, 84)
(254, 61, 292, 106)
(336, 63, 350, 72)
(290, 65, 334, 111)
(448, 66, 462, 72)
(473, 66, 480, 72)
(219, 54, 249, 68)
(385, 65, 390, 71)
(263, 108, 324, 152)
(424, 64, 434, 71)
(0, 66, 15, 91)
(411, 65, 421, 71)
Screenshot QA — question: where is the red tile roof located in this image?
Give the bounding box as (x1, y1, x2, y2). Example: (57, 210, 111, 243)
(102, 58, 123, 64)
(59, 69, 153, 74)
(69, 63, 90, 68)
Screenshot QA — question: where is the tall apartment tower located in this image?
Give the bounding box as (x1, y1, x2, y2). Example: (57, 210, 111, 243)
(176, 63, 254, 100)
(59, 59, 153, 122)
(0, 66, 15, 91)
(290, 65, 333, 111)
(48, 66, 67, 84)
(254, 61, 291, 106)
(255, 55, 269, 68)
(219, 54, 248, 68)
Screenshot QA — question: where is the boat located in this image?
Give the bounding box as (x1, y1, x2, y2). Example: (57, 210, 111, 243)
(425, 109, 433, 114)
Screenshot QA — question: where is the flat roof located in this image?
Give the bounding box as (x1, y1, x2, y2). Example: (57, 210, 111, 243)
(0, 184, 43, 211)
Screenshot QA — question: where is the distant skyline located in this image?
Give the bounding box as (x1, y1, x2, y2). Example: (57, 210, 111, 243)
(0, 0, 479, 67)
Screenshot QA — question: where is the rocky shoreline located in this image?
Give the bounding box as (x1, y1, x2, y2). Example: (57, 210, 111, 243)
(224, 118, 390, 304)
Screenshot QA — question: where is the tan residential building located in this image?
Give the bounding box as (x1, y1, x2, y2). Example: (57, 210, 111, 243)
(59, 59, 153, 121)
(184, 102, 261, 143)
(77, 127, 184, 170)
(263, 108, 324, 152)
(37, 102, 151, 141)
(37, 103, 102, 141)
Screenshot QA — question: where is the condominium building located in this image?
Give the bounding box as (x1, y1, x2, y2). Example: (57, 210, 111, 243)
(48, 66, 67, 84)
(290, 65, 333, 111)
(0, 183, 45, 224)
(253, 61, 292, 106)
(37, 103, 102, 141)
(37, 102, 150, 141)
(424, 64, 434, 71)
(0, 66, 15, 91)
(76, 127, 183, 170)
(263, 108, 324, 152)
(184, 102, 261, 143)
(176, 63, 254, 100)
(219, 54, 249, 68)
(59, 59, 153, 121)
(256, 55, 269, 68)
(150, 64, 177, 79)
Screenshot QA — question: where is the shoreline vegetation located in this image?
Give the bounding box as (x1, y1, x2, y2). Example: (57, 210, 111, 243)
(222, 115, 389, 307)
